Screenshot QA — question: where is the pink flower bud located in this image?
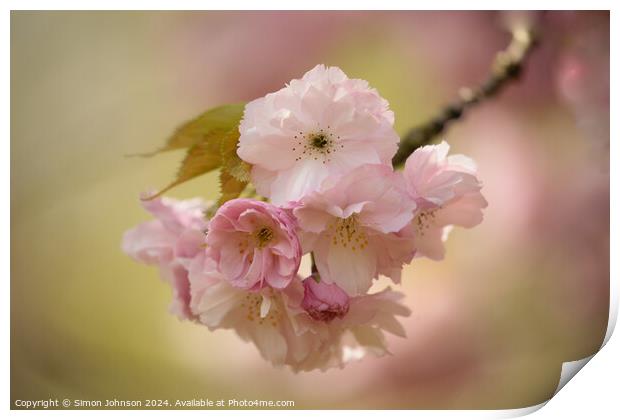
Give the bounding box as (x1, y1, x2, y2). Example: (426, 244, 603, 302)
(301, 275, 350, 322)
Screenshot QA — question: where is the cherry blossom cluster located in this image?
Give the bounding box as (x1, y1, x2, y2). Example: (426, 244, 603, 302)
(123, 65, 487, 371)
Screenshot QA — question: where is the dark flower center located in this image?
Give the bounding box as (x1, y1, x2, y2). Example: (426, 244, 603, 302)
(310, 133, 329, 149)
(291, 127, 343, 164)
(255, 226, 274, 248)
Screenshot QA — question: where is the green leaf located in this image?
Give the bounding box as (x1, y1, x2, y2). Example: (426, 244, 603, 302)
(140, 103, 248, 200)
(217, 167, 248, 207)
(139, 102, 253, 201)
(216, 128, 251, 206)
(224, 158, 251, 183)
(143, 130, 225, 200)
(220, 128, 252, 183)
(132, 103, 245, 157)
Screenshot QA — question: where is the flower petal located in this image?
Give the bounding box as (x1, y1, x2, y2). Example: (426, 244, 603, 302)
(324, 240, 376, 296)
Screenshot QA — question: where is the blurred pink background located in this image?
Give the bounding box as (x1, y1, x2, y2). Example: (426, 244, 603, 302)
(11, 11, 609, 409)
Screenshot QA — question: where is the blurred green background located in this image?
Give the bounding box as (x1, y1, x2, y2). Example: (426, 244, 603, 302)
(11, 11, 609, 409)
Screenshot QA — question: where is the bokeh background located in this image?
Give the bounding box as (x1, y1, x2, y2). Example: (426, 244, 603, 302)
(11, 11, 609, 409)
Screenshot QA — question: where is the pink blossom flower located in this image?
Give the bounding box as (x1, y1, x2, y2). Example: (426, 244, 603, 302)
(189, 256, 409, 372)
(297, 276, 411, 371)
(206, 198, 301, 290)
(121, 195, 208, 320)
(293, 164, 416, 296)
(301, 275, 350, 322)
(188, 254, 326, 370)
(402, 141, 488, 260)
(237, 64, 400, 205)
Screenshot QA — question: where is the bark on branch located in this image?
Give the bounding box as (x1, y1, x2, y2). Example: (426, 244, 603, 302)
(392, 25, 537, 166)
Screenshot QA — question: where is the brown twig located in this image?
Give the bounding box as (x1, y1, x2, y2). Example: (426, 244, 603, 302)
(311, 253, 318, 276)
(392, 25, 537, 166)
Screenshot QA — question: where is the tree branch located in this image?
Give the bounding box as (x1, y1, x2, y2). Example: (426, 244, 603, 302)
(311, 252, 318, 275)
(392, 25, 537, 166)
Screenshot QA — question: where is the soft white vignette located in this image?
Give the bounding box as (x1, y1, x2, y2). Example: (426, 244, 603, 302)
(4, 0, 616, 419)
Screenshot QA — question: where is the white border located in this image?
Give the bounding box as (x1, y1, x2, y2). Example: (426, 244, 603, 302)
(5, 2, 617, 418)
